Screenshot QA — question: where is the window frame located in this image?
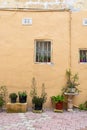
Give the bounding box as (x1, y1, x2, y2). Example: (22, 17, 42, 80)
(79, 48, 87, 63)
(34, 39, 52, 64)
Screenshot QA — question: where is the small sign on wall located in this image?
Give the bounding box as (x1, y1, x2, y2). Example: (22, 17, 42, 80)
(22, 18, 32, 25)
(83, 18, 87, 26)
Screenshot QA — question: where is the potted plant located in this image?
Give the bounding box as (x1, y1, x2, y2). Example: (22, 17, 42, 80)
(18, 91, 27, 103)
(9, 93, 18, 103)
(63, 69, 80, 93)
(32, 96, 45, 110)
(62, 69, 80, 112)
(30, 78, 47, 111)
(51, 95, 64, 111)
(0, 94, 5, 112)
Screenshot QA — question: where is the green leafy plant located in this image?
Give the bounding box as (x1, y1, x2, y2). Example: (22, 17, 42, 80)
(51, 94, 64, 110)
(51, 95, 64, 103)
(0, 95, 5, 107)
(18, 91, 27, 103)
(9, 93, 18, 103)
(0, 86, 8, 106)
(9, 93, 17, 99)
(30, 78, 47, 110)
(32, 96, 45, 106)
(62, 69, 80, 93)
(79, 101, 87, 110)
(18, 91, 27, 97)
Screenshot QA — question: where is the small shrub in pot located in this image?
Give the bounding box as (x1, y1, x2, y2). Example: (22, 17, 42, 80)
(9, 93, 18, 103)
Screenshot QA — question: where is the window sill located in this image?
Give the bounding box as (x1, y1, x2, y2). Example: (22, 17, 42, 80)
(79, 62, 87, 64)
(34, 62, 54, 65)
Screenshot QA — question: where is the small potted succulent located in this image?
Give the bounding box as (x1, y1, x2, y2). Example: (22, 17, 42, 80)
(51, 95, 64, 110)
(9, 93, 18, 103)
(18, 91, 27, 103)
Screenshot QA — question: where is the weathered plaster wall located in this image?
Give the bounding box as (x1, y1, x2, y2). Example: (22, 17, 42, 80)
(0, 0, 87, 10)
(0, 10, 70, 107)
(0, 0, 67, 10)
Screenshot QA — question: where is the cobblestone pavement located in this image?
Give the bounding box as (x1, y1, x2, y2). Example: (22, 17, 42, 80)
(0, 110, 87, 130)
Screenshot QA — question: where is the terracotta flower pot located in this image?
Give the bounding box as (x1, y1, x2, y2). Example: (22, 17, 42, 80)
(55, 102, 63, 110)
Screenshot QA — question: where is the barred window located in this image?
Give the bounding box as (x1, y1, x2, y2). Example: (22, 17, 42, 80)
(35, 40, 51, 63)
(80, 50, 87, 62)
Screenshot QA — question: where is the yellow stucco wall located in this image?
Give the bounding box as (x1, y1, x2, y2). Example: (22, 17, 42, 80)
(0, 10, 70, 107)
(0, 10, 87, 108)
(71, 11, 87, 105)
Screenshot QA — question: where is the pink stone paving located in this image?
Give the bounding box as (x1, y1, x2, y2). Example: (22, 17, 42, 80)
(0, 110, 87, 130)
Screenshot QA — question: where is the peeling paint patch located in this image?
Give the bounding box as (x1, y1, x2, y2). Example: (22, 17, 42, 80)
(0, 0, 86, 11)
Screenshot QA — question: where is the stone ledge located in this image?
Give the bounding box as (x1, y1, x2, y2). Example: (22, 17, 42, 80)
(54, 109, 63, 113)
(32, 109, 43, 113)
(6, 102, 28, 113)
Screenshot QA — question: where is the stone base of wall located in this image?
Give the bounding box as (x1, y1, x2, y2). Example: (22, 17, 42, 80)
(6, 103, 27, 113)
